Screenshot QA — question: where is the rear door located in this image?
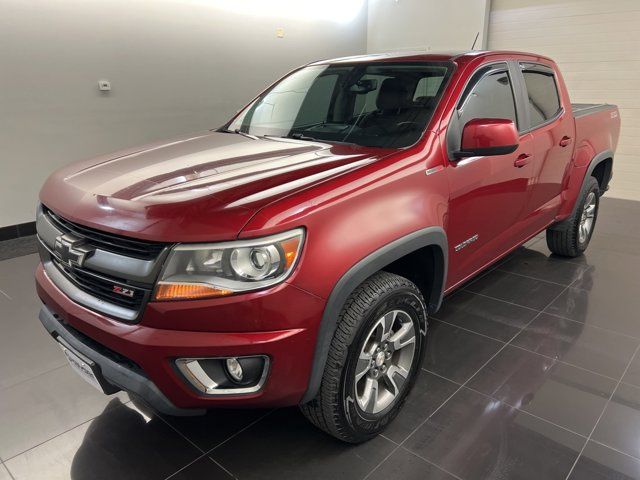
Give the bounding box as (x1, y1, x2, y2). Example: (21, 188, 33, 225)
(517, 63, 575, 230)
(445, 62, 535, 287)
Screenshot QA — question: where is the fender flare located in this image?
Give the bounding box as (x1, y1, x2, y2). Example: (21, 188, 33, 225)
(569, 149, 614, 218)
(300, 226, 447, 403)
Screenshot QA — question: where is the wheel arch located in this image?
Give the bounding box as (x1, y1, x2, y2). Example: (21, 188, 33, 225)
(569, 149, 614, 219)
(590, 156, 613, 194)
(300, 226, 447, 404)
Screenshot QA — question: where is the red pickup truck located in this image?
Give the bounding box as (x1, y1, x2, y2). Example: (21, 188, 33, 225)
(35, 51, 620, 443)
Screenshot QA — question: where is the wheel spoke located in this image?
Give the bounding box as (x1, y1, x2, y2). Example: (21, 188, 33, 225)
(384, 365, 409, 396)
(361, 377, 379, 412)
(388, 322, 416, 352)
(380, 311, 397, 341)
(585, 204, 596, 218)
(355, 351, 372, 383)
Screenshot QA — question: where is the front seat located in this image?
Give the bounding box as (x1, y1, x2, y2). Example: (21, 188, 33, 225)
(359, 78, 413, 131)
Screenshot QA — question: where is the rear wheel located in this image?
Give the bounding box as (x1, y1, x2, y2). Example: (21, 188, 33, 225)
(300, 271, 427, 443)
(546, 177, 600, 257)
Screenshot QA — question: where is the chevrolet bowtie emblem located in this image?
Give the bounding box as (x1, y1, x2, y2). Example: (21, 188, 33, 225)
(54, 234, 94, 268)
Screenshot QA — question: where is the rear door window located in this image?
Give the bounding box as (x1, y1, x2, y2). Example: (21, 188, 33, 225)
(521, 67, 562, 128)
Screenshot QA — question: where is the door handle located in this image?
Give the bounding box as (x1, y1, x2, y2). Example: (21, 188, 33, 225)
(514, 153, 531, 168)
(559, 136, 573, 147)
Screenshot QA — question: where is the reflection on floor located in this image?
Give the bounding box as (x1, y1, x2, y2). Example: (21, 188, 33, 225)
(1, 197, 640, 479)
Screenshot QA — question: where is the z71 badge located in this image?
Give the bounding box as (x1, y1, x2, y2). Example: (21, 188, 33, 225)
(112, 286, 135, 298)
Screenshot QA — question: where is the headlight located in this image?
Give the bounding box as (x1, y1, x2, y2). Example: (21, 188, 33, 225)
(154, 228, 304, 301)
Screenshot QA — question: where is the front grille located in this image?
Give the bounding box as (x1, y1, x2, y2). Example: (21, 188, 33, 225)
(43, 206, 165, 260)
(53, 258, 149, 310)
(52, 257, 150, 311)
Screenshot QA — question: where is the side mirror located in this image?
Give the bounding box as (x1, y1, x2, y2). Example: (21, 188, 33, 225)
(453, 118, 519, 159)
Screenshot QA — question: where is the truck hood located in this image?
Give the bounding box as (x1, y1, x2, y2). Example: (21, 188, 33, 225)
(40, 131, 384, 242)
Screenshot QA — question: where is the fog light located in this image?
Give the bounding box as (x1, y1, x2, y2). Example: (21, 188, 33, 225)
(175, 356, 269, 395)
(225, 357, 244, 382)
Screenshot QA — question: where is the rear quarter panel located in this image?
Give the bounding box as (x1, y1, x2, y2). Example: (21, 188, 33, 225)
(556, 105, 620, 219)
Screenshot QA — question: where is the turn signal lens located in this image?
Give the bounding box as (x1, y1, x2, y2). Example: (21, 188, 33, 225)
(154, 283, 233, 301)
(281, 236, 302, 269)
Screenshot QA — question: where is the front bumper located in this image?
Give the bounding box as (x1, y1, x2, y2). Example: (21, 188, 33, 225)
(39, 305, 202, 416)
(35, 263, 324, 411)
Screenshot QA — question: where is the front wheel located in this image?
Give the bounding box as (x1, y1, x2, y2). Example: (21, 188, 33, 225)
(300, 271, 427, 443)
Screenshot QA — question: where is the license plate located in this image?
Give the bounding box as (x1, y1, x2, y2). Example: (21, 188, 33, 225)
(58, 340, 105, 393)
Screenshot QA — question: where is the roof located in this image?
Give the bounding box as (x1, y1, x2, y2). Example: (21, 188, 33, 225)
(309, 50, 554, 65)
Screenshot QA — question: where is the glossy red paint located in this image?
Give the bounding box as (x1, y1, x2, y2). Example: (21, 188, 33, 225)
(36, 264, 321, 407)
(35, 50, 620, 409)
(39, 132, 392, 243)
(460, 118, 519, 152)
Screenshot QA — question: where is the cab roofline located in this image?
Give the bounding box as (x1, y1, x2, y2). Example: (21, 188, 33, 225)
(308, 50, 555, 65)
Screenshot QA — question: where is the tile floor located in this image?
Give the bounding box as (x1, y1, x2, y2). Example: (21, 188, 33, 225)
(1, 197, 640, 479)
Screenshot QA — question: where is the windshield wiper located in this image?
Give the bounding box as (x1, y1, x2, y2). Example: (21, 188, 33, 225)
(263, 133, 358, 147)
(287, 132, 318, 141)
(262, 133, 317, 142)
(223, 128, 260, 140)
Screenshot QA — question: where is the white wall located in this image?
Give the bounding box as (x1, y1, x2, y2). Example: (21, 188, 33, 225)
(0, 0, 368, 227)
(367, 0, 491, 53)
(488, 0, 640, 201)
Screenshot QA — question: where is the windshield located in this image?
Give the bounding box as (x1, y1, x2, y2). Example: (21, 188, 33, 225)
(224, 62, 453, 148)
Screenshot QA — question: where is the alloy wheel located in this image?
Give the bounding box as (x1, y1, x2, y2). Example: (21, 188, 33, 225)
(354, 310, 416, 414)
(578, 191, 597, 244)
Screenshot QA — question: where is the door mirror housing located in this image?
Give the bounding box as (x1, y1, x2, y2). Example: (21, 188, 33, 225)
(453, 118, 519, 159)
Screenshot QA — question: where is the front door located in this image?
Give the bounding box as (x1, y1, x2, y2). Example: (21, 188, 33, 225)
(444, 62, 535, 288)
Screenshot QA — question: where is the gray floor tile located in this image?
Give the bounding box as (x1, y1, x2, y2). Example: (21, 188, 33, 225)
(167, 456, 234, 479)
(366, 448, 457, 480)
(404, 387, 584, 480)
(4, 400, 202, 480)
(568, 440, 640, 480)
(465, 269, 567, 310)
(592, 382, 640, 459)
(623, 354, 640, 389)
(423, 319, 504, 384)
(0, 364, 128, 459)
(0, 300, 67, 389)
(545, 286, 640, 338)
(161, 408, 271, 452)
(211, 408, 396, 480)
(434, 290, 538, 342)
(512, 313, 639, 379)
(468, 345, 616, 436)
(0, 254, 40, 302)
(383, 370, 459, 443)
(499, 246, 591, 286)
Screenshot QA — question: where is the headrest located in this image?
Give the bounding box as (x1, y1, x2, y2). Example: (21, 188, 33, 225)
(376, 78, 409, 111)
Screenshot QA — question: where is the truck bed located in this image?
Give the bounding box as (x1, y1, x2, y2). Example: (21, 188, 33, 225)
(570, 102, 620, 195)
(572, 103, 615, 118)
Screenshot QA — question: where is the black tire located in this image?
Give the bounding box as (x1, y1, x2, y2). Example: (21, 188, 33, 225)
(300, 271, 427, 443)
(546, 177, 600, 257)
